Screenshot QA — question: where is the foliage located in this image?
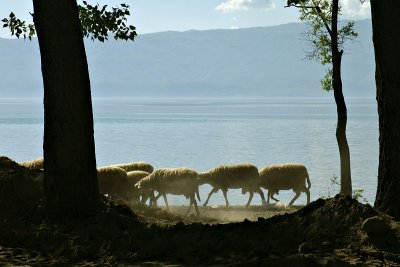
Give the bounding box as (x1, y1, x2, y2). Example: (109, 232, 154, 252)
(1, 12, 35, 40)
(286, 0, 358, 91)
(79, 1, 136, 42)
(1, 1, 136, 42)
(330, 173, 340, 186)
(328, 174, 368, 202)
(321, 68, 333, 91)
(353, 189, 368, 202)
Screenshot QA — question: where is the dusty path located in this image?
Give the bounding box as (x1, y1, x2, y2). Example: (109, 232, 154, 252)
(158, 204, 301, 223)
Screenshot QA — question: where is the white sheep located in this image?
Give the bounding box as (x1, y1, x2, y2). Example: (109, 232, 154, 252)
(259, 163, 311, 205)
(126, 170, 150, 202)
(97, 166, 129, 200)
(134, 168, 201, 216)
(199, 164, 267, 207)
(110, 162, 154, 173)
(19, 158, 44, 170)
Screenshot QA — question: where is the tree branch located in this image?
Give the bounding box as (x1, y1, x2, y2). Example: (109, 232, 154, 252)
(286, 1, 332, 37)
(285, 4, 316, 8)
(313, 3, 332, 37)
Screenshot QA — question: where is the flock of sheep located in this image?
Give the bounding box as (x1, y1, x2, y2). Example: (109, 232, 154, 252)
(20, 158, 311, 216)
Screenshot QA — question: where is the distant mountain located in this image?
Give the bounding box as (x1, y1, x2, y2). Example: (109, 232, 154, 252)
(0, 20, 374, 98)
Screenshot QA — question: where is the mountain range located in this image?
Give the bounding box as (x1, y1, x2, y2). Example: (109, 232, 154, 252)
(0, 19, 374, 98)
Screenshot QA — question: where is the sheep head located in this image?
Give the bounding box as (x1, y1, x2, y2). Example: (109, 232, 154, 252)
(134, 181, 142, 190)
(198, 172, 211, 185)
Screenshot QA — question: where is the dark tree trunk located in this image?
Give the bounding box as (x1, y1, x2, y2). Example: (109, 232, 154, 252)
(33, 0, 100, 219)
(371, 0, 400, 219)
(333, 51, 352, 196)
(331, 0, 352, 196)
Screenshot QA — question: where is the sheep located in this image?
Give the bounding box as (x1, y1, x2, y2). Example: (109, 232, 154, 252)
(199, 164, 267, 207)
(110, 162, 154, 173)
(259, 163, 311, 205)
(134, 168, 201, 216)
(126, 170, 150, 203)
(19, 158, 44, 170)
(97, 166, 129, 200)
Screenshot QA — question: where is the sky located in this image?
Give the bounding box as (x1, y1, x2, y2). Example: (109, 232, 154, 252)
(0, 0, 370, 38)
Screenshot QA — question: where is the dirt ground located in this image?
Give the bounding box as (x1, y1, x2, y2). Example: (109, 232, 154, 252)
(1, 156, 400, 266)
(130, 204, 301, 225)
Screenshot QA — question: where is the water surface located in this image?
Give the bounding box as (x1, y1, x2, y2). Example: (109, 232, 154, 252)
(0, 97, 378, 205)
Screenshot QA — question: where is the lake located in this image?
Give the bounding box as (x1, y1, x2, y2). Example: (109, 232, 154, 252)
(0, 97, 378, 205)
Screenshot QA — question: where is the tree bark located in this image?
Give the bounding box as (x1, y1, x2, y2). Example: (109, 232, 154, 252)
(33, 0, 100, 219)
(371, 0, 400, 219)
(331, 0, 352, 196)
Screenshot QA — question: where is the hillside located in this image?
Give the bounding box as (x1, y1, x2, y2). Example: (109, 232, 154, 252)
(0, 20, 374, 98)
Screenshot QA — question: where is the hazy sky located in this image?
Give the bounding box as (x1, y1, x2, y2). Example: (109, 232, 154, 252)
(1, 0, 370, 38)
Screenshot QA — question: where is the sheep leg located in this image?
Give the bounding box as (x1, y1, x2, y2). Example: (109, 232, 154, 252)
(222, 189, 229, 207)
(245, 191, 254, 207)
(187, 198, 193, 215)
(256, 188, 268, 205)
(269, 191, 280, 202)
(203, 187, 218, 206)
(304, 188, 310, 205)
(186, 196, 200, 217)
(192, 196, 200, 217)
(289, 191, 301, 206)
(142, 192, 156, 206)
(162, 194, 169, 210)
(150, 192, 159, 207)
(271, 195, 280, 202)
(155, 192, 162, 200)
(140, 195, 148, 205)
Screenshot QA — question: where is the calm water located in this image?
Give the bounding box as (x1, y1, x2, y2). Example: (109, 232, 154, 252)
(0, 97, 378, 205)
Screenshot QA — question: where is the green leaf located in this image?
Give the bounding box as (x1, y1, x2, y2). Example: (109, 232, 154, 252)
(78, 2, 136, 42)
(3, 2, 136, 43)
(321, 69, 333, 91)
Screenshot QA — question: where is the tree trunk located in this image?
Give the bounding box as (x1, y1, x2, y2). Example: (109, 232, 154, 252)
(371, 0, 400, 219)
(33, 0, 100, 219)
(331, 0, 352, 196)
(333, 51, 352, 196)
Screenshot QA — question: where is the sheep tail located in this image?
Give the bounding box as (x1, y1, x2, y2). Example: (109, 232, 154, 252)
(306, 171, 311, 190)
(196, 187, 201, 202)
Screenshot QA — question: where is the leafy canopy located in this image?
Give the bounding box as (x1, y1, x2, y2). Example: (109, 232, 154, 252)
(1, 1, 136, 42)
(286, 0, 358, 91)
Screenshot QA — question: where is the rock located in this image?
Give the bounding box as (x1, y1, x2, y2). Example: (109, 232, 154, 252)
(298, 242, 314, 254)
(361, 216, 390, 237)
(319, 241, 334, 253)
